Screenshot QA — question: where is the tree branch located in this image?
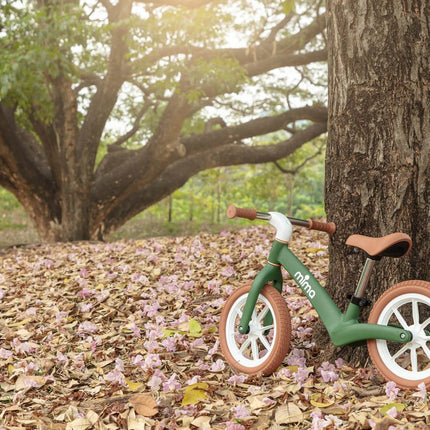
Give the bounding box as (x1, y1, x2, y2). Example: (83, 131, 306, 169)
(273, 142, 325, 175)
(181, 105, 328, 155)
(244, 49, 327, 77)
(131, 13, 326, 81)
(77, 0, 132, 171)
(98, 122, 326, 235)
(110, 100, 153, 147)
(134, 0, 215, 8)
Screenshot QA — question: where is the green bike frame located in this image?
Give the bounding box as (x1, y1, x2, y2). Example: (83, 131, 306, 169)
(238, 239, 412, 346)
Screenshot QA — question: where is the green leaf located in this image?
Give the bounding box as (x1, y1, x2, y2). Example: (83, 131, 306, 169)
(282, 0, 296, 14)
(188, 318, 202, 337)
(380, 403, 405, 416)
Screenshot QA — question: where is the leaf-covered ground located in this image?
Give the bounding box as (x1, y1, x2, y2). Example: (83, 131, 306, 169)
(0, 226, 429, 429)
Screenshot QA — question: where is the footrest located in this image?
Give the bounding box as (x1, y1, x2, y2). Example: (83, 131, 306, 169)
(347, 294, 371, 307)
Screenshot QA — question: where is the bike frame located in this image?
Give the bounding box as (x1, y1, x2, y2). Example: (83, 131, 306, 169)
(237, 216, 412, 347)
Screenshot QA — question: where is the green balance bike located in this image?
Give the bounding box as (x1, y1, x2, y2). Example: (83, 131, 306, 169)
(219, 205, 430, 389)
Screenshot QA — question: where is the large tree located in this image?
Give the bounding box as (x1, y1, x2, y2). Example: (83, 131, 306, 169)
(318, 0, 430, 365)
(0, 0, 327, 241)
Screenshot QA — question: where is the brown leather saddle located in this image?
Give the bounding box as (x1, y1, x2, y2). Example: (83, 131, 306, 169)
(346, 232, 412, 259)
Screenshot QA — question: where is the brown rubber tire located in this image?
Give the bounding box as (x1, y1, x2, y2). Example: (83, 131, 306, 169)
(219, 284, 291, 375)
(367, 280, 430, 389)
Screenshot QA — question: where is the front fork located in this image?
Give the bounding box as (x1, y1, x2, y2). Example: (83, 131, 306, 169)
(238, 263, 283, 335)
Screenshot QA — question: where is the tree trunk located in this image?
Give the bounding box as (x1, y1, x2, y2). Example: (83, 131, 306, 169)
(315, 0, 430, 366)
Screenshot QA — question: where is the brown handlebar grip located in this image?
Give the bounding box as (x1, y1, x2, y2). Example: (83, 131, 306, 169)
(306, 218, 336, 235)
(227, 205, 257, 220)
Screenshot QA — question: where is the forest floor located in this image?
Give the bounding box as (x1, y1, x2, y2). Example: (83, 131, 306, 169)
(0, 225, 429, 429)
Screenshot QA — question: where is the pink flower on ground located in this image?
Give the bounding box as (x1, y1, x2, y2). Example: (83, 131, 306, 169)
(187, 375, 201, 385)
(128, 322, 141, 338)
(207, 340, 219, 356)
(225, 423, 245, 430)
(413, 382, 427, 402)
(115, 358, 125, 371)
(263, 397, 276, 406)
(143, 339, 159, 353)
(80, 303, 93, 313)
(318, 362, 339, 383)
(11, 338, 37, 355)
(131, 354, 144, 367)
(335, 358, 344, 368)
(148, 369, 167, 391)
(144, 353, 162, 370)
(105, 370, 126, 386)
(293, 367, 311, 386)
(221, 266, 236, 278)
(161, 336, 177, 352)
(162, 373, 181, 392)
(57, 351, 69, 364)
(77, 321, 98, 336)
(231, 404, 250, 419)
(385, 381, 400, 400)
(227, 374, 247, 386)
(210, 359, 225, 372)
(0, 348, 13, 359)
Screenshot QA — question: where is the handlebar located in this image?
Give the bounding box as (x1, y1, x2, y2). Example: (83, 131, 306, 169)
(227, 204, 336, 235)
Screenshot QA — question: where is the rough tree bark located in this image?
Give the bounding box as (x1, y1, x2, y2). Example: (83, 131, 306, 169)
(314, 0, 430, 366)
(0, 0, 327, 242)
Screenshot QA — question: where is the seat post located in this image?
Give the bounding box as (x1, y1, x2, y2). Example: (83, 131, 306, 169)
(354, 258, 376, 298)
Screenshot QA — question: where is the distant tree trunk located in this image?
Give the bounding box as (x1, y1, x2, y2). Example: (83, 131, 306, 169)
(189, 180, 194, 222)
(314, 0, 430, 366)
(168, 195, 173, 223)
(286, 174, 294, 216)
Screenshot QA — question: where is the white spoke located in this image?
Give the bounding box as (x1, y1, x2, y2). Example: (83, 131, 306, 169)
(251, 339, 259, 360)
(394, 309, 409, 330)
(420, 317, 430, 330)
(239, 338, 251, 354)
(411, 347, 418, 373)
(258, 334, 272, 351)
(261, 324, 274, 332)
(412, 300, 420, 325)
(422, 343, 430, 361)
(392, 344, 409, 361)
(257, 305, 270, 322)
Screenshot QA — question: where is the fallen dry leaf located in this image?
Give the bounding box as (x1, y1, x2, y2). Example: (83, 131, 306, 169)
(182, 382, 209, 406)
(274, 403, 304, 424)
(65, 417, 92, 430)
(191, 415, 212, 429)
(14, 374, 47, 391)
(0, 226, 428, 428)
(129, 394, 158, 417)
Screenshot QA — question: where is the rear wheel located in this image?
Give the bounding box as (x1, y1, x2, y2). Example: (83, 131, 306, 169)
(219, 284, 291, 375)
(367, 280, 430, 389)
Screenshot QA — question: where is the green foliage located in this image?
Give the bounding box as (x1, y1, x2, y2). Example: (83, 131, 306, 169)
(0, 189, 20, 211)
(142, 137, 326, 225)
(0, 1, 94, 121)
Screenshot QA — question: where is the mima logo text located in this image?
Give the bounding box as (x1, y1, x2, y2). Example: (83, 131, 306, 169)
(295, 272, 316, 299)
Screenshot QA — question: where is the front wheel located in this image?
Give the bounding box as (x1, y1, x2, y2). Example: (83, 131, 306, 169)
(367, 280, 430, 389)
(219, 284, 291, 375)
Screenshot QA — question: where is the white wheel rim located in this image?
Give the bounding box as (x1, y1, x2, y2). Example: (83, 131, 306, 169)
(375, 293, 430, 381)
(225, 293, 277, 369)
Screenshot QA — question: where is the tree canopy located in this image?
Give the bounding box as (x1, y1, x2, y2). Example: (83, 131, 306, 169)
(0, 0, 327, 241)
